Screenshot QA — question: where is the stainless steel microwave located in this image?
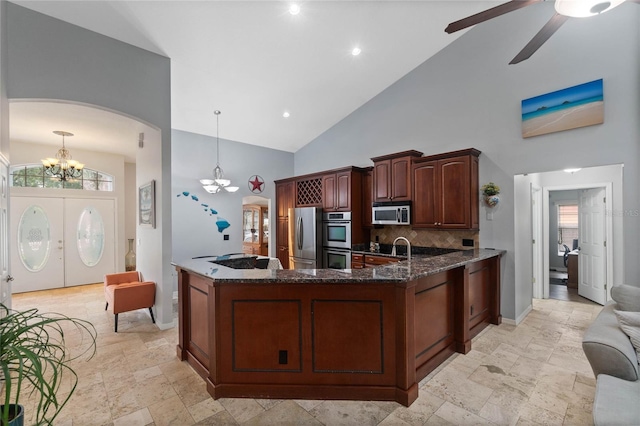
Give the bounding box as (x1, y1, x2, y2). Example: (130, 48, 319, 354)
(372, 202, 411, 225)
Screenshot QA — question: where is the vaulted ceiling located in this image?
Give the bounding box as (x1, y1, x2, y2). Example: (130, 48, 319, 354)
(9, 1, 510, 157)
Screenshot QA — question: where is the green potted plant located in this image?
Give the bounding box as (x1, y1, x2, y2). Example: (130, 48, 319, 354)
(481, 182, 501, 207)
(1, 304, 97, 425)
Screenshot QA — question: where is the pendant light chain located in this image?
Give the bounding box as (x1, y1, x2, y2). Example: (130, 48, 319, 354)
(199, 109, 239, 193)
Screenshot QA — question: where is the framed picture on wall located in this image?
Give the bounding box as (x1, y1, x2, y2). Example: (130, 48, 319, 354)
(139, 180, 155, 228)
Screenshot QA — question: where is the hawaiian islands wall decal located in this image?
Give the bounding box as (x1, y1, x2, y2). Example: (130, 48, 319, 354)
(176, 191, 231, 233)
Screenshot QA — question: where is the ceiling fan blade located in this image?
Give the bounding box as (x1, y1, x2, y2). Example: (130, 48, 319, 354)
(509, 13, 570, 64)
(445, 0, 542, 34)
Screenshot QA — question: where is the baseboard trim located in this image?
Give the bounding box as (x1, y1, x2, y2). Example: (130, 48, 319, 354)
(157, 319, 176, 330)
(503, 304, 533, 326)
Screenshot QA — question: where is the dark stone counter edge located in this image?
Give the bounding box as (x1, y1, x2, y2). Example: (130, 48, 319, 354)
(172, 249, 505, 284)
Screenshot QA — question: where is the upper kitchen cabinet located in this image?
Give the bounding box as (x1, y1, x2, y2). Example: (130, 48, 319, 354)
(322, 168, 365, 212)
(276, 180, 295, 219)
(412, 149, 480, 230)
(362, 167, 374, 227)
(371, 150, 423, 202)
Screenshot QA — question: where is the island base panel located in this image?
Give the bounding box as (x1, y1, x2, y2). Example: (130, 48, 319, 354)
(206, 382, 418, 407)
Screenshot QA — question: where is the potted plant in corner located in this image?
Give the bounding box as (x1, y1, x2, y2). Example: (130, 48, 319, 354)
(481, 182, 501, 208)
(1, 304, 97, 425)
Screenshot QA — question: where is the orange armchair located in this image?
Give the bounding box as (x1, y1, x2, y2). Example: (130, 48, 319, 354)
(104, 271, 156, 332)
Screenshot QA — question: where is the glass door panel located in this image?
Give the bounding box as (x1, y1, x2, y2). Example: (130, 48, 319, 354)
(17, 205, 51, 272)
(10, 197, 64, 293)
(65, 198, 115, 287)
(77, 206, 105, 267)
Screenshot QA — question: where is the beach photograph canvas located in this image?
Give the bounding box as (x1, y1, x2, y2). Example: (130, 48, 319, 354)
(521, 79, 604, 138)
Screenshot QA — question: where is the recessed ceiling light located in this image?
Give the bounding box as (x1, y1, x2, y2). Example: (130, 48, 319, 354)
(283, 111, 291, 118)
(351, 47, 362, 56)
(289, 4, 300, 15)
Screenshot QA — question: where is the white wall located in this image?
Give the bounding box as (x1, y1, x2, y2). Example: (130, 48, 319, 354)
(6, 4, 173, 328)
(171, 129, 293, 264)
(292, 3, 640, 321)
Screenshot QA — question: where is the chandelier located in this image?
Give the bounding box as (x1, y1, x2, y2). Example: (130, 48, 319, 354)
(41, 131, 85, 181)
(200, 110, 239, 193)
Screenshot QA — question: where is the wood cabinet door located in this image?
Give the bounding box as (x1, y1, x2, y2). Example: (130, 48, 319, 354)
(373, 160, 391, 202)
(363, 169, 373, 227)
(277, 182, 294, 219)
(364, 255, 400, 267)
(390, 157, 411, 201)
(412, 160, 439, 228)
(276, 218, 289, 269)
(335, 171, 351, 211)
(439, 156, 470, 228)
(322, 174, 337, 211)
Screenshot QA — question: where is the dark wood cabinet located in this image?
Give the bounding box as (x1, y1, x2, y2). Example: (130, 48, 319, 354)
(567, 252, 578, 288)
(176, 252, 502, 407)
(352, 253, 365, 269)
(275, 180, 295, 269)
(412, 149, 480, 230)
(242, 205, 268, 256)
(364, 254, 401, 268)
(352, 253, 401, 269)
(362, 167, 373, 227)
(371, 150, 422, 202)
(322, 171, 352, 211)
(277, 181, 294, 219)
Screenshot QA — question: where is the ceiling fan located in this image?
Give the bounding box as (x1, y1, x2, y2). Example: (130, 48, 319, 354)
(445, 0, 639, 64)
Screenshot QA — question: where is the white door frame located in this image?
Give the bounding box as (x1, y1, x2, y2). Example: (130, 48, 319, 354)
(541, 182, 613, 301)
(531, 184, 543, 299)
(0, 154, 10, 307)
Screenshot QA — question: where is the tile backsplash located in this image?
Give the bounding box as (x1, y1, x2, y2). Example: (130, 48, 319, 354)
(370, 226, 479, 250)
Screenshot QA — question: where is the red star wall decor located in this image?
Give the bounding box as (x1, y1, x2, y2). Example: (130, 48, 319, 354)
(248, 175, 265, 193)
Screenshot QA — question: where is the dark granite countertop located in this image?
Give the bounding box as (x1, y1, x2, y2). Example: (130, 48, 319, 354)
(173, 249, 505, 284)
(351, 244, 460, 258)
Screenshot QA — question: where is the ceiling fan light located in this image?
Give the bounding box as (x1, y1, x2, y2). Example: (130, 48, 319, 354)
(555, 0, 626, 18)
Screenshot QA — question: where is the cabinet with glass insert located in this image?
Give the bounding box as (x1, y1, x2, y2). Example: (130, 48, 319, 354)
(242, 204, 268, 256)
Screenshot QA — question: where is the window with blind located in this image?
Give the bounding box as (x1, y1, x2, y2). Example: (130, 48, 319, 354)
(557, 204, 578, 255)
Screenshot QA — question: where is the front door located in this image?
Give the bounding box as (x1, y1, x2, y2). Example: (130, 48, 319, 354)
(10, 197, 65, 293)
(64, 198, 115, 286)
(10, 196, 115, 293)
(578, 188, 606, 304)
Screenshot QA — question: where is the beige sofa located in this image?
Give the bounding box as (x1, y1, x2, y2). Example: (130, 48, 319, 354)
(582, 285, 640, 425)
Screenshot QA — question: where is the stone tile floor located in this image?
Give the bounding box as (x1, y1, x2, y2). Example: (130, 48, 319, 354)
(8, 283, 601, 425)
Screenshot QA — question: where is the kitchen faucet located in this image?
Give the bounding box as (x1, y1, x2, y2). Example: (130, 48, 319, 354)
(391, 236, 411, 263)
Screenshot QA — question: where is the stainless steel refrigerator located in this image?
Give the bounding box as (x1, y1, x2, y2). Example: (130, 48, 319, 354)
(288, 207, 323, 269)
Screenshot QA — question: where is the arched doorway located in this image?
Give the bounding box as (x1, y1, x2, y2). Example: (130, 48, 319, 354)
(7, 100, 159, 297)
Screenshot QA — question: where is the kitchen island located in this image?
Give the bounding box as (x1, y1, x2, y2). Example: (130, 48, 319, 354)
(174, 249, 504, 407)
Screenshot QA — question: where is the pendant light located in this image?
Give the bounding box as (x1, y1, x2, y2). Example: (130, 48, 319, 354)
(200, 110, 239, 193)
(41, 131, 85, 181)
